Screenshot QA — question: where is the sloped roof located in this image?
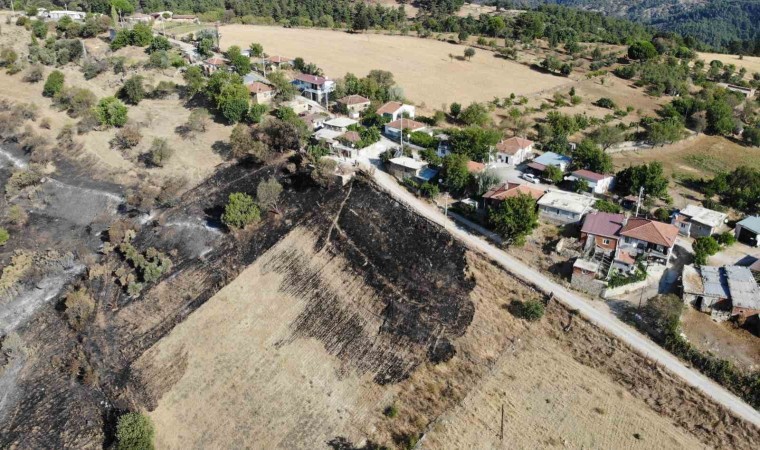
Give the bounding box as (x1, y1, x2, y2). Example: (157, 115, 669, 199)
(572, 169, 610, 182)
(534, 151, 572, 167)
(293, 73, 328, 85)
(678, 204, 727, 228)
(682, 265, 704, 295)
(483, 182, 544, 202)
(247, 82, 273, 94)
(620, 218, 679, 248)
(385, 119, 427, 130)
(495, 137, 533, 155)
(205, 57, 226, 66)
(581, 212, 625, 239)
(266, 55, 292, 63)
(725, 266, 760, 310)
(466, 161, 485, 173)
(377, 101, 404, 115)
(337, 94, 370, 105)
(737, 216, 760, 235)
(340, 131, 361, 143)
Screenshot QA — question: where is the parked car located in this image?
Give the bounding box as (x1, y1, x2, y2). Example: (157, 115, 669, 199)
(522, 173, 540, 184)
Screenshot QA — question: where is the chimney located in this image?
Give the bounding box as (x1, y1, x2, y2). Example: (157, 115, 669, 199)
(622, 213, 629, 228)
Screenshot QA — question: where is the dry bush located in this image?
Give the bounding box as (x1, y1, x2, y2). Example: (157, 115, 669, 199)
(39, 117, 51, 129)
(23, 65, 44, 83)
(126, 182, 160, 212)
(5, 204, 28, 227)
(5, 169, 42, 197)
(112, 123, 142, 149)
(54, 87, 97, 118)
(108, 218, 136, 245)
(156, 177, 187, 207)
(64, 287, 95, 330)
(13, 103, 38, 121)
(0, 111, 23, 138)
(76, 109, 100, 134)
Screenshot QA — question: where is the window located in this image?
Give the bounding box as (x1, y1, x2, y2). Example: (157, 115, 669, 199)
(602, 239, 610, 245)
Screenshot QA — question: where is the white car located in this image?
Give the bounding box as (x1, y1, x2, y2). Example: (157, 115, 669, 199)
(521, 173, 540, 184)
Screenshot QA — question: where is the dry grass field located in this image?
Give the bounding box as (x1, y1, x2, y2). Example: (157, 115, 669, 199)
(611, 134, 760, 178)
(698, 52, 760, 75)
(218, 25, 571, 110)
(134, 225, 731, 449)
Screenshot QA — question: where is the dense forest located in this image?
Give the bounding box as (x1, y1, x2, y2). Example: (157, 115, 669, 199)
(502, 0, 760, 53)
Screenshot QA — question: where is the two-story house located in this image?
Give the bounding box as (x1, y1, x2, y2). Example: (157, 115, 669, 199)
(292, 73, 335, 104)
(618, 217, 679, 267)
(336, 95, 371, 118)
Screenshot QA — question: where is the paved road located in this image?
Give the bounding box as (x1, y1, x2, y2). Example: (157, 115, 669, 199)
(365, 165, 760, 428)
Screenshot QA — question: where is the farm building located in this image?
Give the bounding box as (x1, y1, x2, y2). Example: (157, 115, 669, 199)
(537, 190, 595, 224)
(671, 205, 727, 238)
(683, 265, 760, 324)
(735, 216, 760, 247)
(492, 137, 534, 166)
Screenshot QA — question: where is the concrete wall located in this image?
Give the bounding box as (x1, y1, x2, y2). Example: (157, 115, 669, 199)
(571, 272, 605, 296)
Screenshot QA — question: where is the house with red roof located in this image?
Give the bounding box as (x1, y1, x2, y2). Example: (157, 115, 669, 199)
(492, 137, 534, 166)
(292, 73, 335, 104)
(376, 101, 416, 121)
(263, 55, 294, 70)
(580, 212, 625, 253)
(202, 57, 227, 75)
(246, 82, 275, 104)
(482, 182, 545, 209)
(618, 217, 680, 266)
(384, 118, 428, 140)
(336, 95, 371, 118)
(566, 169, 615, 194)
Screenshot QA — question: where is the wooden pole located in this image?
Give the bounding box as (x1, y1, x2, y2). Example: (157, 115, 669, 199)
(500, 403, 504, 441)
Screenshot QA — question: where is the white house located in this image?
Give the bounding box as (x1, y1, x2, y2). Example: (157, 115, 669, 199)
(384, 118, 428, 140)
(376, 101, 416, 121)
(537, 190, 596, 224)
(387, 157, 438, 183)
(671, 204, 727, 238)
(47, 10, 87, 21)
(292, 73, 335, 104)
(492, 137, 534, 166)
(567, 169, 615, 194)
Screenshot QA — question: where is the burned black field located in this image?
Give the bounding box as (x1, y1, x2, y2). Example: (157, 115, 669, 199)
(0, 154, 478, 448)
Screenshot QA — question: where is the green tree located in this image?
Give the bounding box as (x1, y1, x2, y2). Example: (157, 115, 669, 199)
(628, 40, 658, 61)
(458, 102, 490, 126)
(183, 66, 206, 98)
(116, 412, 154, 450)
(31, 20, 48, 39)
(111, 0, 135, 22)
(0, 227, 8, 246)
(256, 177, 283, 213)
(743, 127, 760, 147)
(574, 178, 590, 193)
(706, 100, 735, 136)
(222, 192, 261, 229)
(590, 124, 624, 150)
(572, 139, 612, 173)
(148, 138, 173, 167)
(615, 162, 669, 199)
(130, 23, 153, 47)
(448, 127, 501, 162)
(267, 71, 298, 101)
(594, 199, 621, 213)
(43, 70, 64, 97)
(198, 38, 213, 58)
(489, 193, 539, 246)
(95, 96, 129, 127)
(248, 103, 268, 124)
(449, 102, 461, 118)
(120, 75, 145, 105)
(543, 165, 563, 184)
(147, 36, 171, 54)
(464, 47, 475, 61)
(110, 29, 131, 51)
(693, 236, 720, 266)
(226, 45, 251, 76)
(441, 153, 471, 193)
(249, 43, 264, 57)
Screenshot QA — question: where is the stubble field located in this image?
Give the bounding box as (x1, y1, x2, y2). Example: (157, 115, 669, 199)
(218, 25, 571, 110)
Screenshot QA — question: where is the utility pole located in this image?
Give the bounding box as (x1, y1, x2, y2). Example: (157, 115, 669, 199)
(635, 186, 644, 217)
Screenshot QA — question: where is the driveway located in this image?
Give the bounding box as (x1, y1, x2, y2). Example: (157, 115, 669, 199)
(488, 164, 555, 191)
(364, 165, 760, 428)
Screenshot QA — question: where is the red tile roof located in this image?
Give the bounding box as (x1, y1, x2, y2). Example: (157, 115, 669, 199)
(205, 57, 226, 66)
(581, 212, 625, 239)
(467, 161, 486, 173)
(572, 169, 609, 182)
(247, 81, 273, 94)
(495, 137, 533, 155)
(377, 101, 403, 115)
(266, 55, 292, 63)
(483, 182, 544, 202)
(621, 218, 679, 248)
(527, 162, 546, 172)
(293, 73, 328, 85)
(340, 131, 361, 143)
(615, 251, 636, 265)
(337, 94, 370, 106)
(385, 118, 427, 130)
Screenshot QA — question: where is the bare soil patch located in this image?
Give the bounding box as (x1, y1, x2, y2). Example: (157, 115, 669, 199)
(218, 25, 571, 110)
(681, 308, 760, 373)
(698, 52, 760, 75)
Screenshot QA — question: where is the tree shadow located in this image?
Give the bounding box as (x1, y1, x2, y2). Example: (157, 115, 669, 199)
(211, 140, 232, 160)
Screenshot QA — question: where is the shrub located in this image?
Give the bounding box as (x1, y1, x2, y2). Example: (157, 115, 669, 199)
(419, 182, 440, 198)
(147, 35, 171, 53)
(715, 232, 736, 246)
(148, 138, 173, 167)
(383, 405, 398, 418)
(120, 76, 145, 105)
(95, 97, 128, 127)
(148, 50, 170, 69)
(594, 199, 621, 213)
(222, 192, 261, 229)
(595, 97, 616, 109)
(115, 412, 155, 450)
(511, 299, 545, 321)
(81, 59, 107, 79)
(693, 236, 720, 265)
(185, 109, 209, 134)
(112, 124, 142, 149)
(31, 20, 47, 39)
(54, 87, 97, 117)
(5, 170, 42, 197)
(256, 177, 283, 213)
(150, 81, 176, 99)
(24, 65, 44, 83)
(130, 23, 153, 47)
(0, 227, 8, 246)
(43, 70, 64, 97)
(110, 29, 131, 51)
(64, 287, 95, 330)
